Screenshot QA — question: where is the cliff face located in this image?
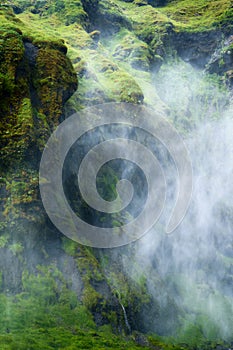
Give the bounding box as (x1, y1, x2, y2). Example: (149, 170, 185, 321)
(0, 1, 232, 349)
(0, 6, 78, 292)
(0, 8, 77, 166)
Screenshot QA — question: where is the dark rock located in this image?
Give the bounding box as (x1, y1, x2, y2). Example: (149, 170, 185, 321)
(89, 1, 132, 35)
(134, 0, 148, 6)
(148, 0, 169, 6)
(206, 35, 233, 85)
(226, 70, 233, 87)
(24, 42, 38, 66)
(169, 30, 223, 68)
(133, 331, 150, 346)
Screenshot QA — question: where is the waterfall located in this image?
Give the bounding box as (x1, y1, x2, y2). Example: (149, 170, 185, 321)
(119, 301, 131, 333)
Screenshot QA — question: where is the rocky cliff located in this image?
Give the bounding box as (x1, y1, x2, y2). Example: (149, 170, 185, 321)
(0, 1, 232, 349)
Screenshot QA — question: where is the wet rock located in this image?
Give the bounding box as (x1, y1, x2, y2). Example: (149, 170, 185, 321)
(206, 35, 233, 85)
(133, 331, 150, 346)
(170, 30, 222, 68)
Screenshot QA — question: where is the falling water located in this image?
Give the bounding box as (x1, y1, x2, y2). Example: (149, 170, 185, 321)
(119, 301, 131, 333)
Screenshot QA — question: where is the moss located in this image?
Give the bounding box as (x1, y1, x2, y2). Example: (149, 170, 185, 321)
(4, 171, 38, 206)
(158, 0, 233, 32)
(0, 25, 24, 96)
(30, 38, 77, 126)
(62, 238, 104, 311)
(0, 98, 34, 163)
(33, 112, 50, 152)
(57, 0, 88, 27)
(86, 52, 144, 102)
(82, 284, 101, 310)
(9, 242, 24, 256)
(0, 235, 9, 249)
(62, 237, 78, 256)
(115, 0, 172, 52)
(107, 269, 150, 309)
(112, 30, 152, 71)
(67, 41, 144, 106)
(96, 0, 132, 33)
(12, 0, 89, 27)
(0, 1, 232, 348)
(10, 3, 150, 108)
(0, 7, 77, 167)
(1, 167, 41, 223)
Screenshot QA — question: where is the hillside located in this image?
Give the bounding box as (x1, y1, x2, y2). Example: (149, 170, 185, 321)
(0, 0, 232, 349)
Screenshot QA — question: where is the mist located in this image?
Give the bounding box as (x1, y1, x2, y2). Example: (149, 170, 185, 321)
(105, 61, 233, 341)
(41, 24, 233, 340)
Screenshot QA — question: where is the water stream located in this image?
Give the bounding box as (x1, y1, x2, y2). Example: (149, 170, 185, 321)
(119, 301, 131, 333)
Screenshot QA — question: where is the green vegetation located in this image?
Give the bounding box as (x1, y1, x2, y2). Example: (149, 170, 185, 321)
(158, 0, 233, 32)
(0, 267, 228, 349)
(0, 0, 232, 349)
(0, 263, 187, 349)
(0, 6, 77, 168)
(0, 265, 145, 349)
(153, 60, 230, 133)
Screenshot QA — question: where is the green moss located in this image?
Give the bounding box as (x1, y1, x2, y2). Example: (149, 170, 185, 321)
(0, 23, 25, 115)
(33, 112, 50, 152)
(33, 45, 77, 126)
(9, 242, 24, 256)
(115, 0, 172, 51)
(0, 265, 156, 349)
(82, 284, 101, 309)
(103, 265, 150, 316)
(112, 30, 152, 71)
(68, 43, 144, 106)
(0, 235, 9, 248)
(10, 0, 88, 27)
(0, 1, 232, 349)
(9, 2, 160, 109)
(62, 238, 104, 311)
(0, 7, 77, 167)
(1, 168, 40, 222)
(97, 0, 132, 32)
(0, 98, 34, 163)
(104, 68, 144, 102)
(158, 0, 233, 32)
(55, 0, 88, 26)
(62, 237, 78, 256)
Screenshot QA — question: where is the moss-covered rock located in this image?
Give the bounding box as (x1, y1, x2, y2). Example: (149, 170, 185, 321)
(0, 0, 233, 349)
(112, 31, 152, 71)
(206, 35, 233, 86)
(93, 0, 132, 34)
(0, 8, 77, 167)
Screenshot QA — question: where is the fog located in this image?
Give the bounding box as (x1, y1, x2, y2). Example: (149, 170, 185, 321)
(66, 54, 233, 339)
(111, 61, 233, 340)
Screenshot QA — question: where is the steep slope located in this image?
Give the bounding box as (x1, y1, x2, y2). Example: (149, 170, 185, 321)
(0, 0, 233, 349)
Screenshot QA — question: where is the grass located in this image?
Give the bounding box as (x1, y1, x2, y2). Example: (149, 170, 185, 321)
(158, 0, 233, 32)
